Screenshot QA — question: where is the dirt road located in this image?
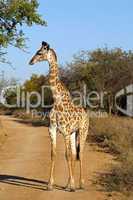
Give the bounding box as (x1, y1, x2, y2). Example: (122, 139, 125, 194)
(0, 116, 121, 200)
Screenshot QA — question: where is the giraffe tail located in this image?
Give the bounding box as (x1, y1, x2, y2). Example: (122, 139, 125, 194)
(76, 131, 80, 160)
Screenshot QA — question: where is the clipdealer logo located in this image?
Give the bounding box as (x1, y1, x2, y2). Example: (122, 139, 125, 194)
(115, 84, 133, 117)
(0, 84, 133, 117)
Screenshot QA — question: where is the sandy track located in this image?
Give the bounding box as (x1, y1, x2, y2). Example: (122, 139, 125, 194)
(0, 116, 121, 200)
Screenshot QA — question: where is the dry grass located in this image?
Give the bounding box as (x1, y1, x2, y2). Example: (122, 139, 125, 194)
(90, 116, 133, 197)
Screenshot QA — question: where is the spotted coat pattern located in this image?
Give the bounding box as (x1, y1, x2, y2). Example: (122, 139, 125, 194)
(29, 42, 89, 191)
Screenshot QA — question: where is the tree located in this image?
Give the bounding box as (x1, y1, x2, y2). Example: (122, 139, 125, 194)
(62, 48, 133, 114)
(0, 76, 19, 107)
(0, 0, 46, 62)
(24, 74, 53, 110)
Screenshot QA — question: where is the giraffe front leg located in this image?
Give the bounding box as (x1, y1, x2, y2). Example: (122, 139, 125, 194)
(48, 125, 57, 191)
(66, 149, 76, 190)
(65, 136, 75, 192)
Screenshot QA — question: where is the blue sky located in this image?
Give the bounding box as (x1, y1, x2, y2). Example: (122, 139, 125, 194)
(1, 0, 133, 82)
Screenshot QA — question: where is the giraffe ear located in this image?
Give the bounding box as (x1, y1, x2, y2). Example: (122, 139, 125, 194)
(42, 41, 50, 50)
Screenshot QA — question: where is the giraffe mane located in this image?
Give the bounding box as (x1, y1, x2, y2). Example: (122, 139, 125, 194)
(50, 48, 57, 62)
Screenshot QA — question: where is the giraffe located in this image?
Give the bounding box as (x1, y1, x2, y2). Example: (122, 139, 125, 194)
(29, 41, 89, 192)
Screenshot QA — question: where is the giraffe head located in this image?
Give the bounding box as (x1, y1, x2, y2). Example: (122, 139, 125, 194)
(29, 41, 57, 65)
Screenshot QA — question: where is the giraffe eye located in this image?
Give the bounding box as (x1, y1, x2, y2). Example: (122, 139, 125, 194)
(37, 52, 42, 55)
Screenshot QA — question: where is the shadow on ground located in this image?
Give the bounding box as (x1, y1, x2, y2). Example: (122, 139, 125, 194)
(0, 174, 65, 191)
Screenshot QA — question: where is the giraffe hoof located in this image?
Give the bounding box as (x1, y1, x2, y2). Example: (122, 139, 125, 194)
(79, 186, 84, 190)
(69, 188, 76, 192)
(47, 184, 54, 191)
(64, 184, 69, 189)
(68, 185, 76, 192)
(79, 180, 85, 190)
(65, 185, 76, 192)
(78, 184, 85, 190)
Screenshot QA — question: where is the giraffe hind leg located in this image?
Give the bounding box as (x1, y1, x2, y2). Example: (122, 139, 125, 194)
(65, 134, 76, 192)
(76, 130, 80, 160)
(79, 126, 88, 190)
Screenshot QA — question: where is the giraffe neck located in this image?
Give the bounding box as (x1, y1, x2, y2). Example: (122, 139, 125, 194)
(47, 51, 71, 104)
(48, 59, 59, 86)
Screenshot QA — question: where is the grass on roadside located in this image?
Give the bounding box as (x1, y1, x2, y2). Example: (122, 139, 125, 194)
(90, 116, 133, 197)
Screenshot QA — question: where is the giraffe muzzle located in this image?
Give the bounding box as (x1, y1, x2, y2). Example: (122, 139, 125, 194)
(29, 59, 35, 65)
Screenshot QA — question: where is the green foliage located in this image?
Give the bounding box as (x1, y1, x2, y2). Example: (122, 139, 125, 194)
(24, 74, 53, 109)
(0, 0, 46, 61)
(2, 77, 19, 106)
